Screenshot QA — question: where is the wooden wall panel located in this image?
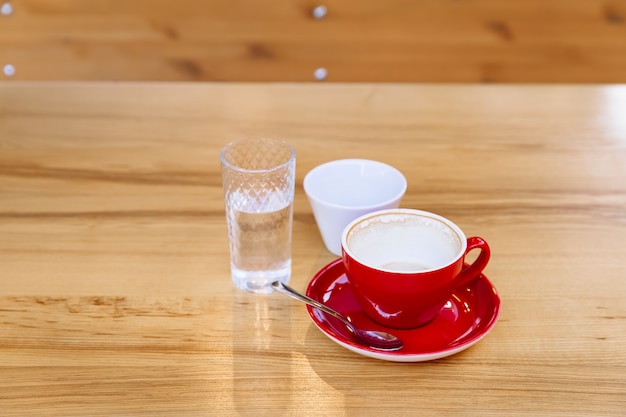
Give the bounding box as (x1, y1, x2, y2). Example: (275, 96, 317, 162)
(1, 0, 626, 82)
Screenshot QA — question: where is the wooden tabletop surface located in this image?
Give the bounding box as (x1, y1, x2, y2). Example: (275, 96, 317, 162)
(1, 82, 625, 416)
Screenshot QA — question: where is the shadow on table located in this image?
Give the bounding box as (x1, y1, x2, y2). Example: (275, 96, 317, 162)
(231, 291, 293, 416)
(302, 323, 473, 414)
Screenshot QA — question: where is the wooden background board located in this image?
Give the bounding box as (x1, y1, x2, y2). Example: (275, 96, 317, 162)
(1, 0, 626, 82)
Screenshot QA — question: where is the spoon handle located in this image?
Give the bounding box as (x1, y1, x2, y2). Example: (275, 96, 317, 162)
(271, 281, 351, 326)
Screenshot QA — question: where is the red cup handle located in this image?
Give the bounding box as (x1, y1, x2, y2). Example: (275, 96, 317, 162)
(454, 236, 490, 288)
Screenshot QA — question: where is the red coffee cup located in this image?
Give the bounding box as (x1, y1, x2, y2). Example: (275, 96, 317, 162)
(341, 208, 490, 329)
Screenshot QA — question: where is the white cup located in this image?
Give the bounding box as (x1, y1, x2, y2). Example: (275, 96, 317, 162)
(303, 159, 407, 256)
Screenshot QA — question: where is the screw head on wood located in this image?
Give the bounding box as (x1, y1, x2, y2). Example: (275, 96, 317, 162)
(3, 64, 15, 77)
(314, 67, 328, 81)
(1, 2, 13, 16)
(312, 5, 327, 19)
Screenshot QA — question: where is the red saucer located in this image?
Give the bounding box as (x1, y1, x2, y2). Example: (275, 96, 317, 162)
(305, 259, 501, 362)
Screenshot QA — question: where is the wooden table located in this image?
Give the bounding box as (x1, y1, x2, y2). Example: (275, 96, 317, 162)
(1, 82, 625, 416)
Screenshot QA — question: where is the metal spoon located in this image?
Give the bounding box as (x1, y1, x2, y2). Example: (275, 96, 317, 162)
(271, 281, 403, 351)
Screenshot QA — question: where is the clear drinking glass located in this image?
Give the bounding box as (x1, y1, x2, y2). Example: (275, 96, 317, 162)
(220, 138, 296, 294)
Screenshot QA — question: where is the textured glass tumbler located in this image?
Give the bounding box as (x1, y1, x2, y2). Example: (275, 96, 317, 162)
(220, 138, 296, 294)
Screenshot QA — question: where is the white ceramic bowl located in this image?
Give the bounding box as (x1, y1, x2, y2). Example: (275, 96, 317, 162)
(303, 159, 407, 256)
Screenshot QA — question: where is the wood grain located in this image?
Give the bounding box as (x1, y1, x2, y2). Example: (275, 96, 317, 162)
(0, 82, 625, 415)
(1, 0, 626, 82)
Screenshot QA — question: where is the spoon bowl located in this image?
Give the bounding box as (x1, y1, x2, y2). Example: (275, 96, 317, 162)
(271, 281, 403, 351)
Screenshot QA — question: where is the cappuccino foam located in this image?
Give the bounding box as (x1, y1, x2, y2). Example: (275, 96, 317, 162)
(346, 212, 463, 273)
